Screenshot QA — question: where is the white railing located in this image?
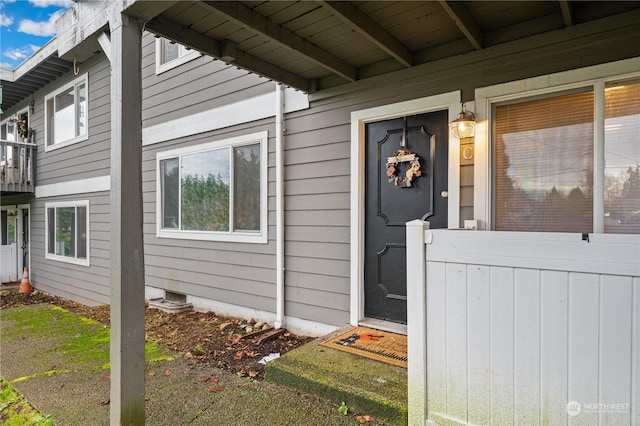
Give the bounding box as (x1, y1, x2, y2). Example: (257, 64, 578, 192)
(407, 220, 640, 426)
(1, 138, 36, 192)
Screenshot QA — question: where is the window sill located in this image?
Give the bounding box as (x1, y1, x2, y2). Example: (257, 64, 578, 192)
(157, 229, 267, 244)
(44, 134, 89, 152)
(45, 253, 90, 267)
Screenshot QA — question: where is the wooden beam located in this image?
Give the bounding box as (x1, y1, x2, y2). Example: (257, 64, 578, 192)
(108, 11, 146, 426)
(97, 32, 112, 63)
(559, 0, 573, 27)
(201, 1, 357, 82)
(318, 1, 413, 68)
(145, 15, 310, 92)
(438, 1, 483, 50)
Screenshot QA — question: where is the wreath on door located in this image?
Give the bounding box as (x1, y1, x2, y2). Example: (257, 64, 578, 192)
(386, 149, 422, 188)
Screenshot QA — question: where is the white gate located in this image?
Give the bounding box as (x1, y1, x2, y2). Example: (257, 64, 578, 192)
(407, 221, 640, 425)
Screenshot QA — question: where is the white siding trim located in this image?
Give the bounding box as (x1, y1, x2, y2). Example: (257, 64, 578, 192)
(142, 88, 309, 146)
(35, 175, 110, 198)
(349, 91, 462, 326)
(474, 56, 640, 230)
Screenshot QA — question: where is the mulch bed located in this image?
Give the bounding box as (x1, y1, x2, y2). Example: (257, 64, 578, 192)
(0, 289, 312, 381)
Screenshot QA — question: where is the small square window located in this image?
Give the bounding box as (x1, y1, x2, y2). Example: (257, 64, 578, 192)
(44, 74, 88, 151)
(155, 38, 201, 74)
(45, 201, 90, 266)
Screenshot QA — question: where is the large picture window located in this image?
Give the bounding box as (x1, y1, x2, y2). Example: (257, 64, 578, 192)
(45, 74, 88, 151)
(492, 79, 639, 234)
(45, 201, 89, 266)
(157, 132, 268, 243)
(155, 38, 200, 74)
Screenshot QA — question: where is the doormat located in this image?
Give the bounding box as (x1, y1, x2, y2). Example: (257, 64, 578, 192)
(320, 326, 407, 368)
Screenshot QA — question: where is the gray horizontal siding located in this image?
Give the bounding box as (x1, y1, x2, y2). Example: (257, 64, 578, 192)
(278, 12, 640, 327)
(32, 54, 112, 186)
(142, 111, 277, 313)
(30, 192, 111, 306)
(141, 32, 275, 128)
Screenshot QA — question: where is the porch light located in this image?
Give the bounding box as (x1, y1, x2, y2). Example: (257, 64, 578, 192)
(449, 103, 476, 138)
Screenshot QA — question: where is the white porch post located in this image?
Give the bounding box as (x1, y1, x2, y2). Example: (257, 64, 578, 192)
(406, 219, 429, 426)
(108, 11, 145, 425)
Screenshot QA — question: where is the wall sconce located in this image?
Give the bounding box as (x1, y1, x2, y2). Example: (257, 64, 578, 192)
(449, 103, 476, 139)
(30, 99, 35, 114)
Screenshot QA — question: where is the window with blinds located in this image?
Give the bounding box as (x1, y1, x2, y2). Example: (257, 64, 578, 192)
(494, 90, 594, 232)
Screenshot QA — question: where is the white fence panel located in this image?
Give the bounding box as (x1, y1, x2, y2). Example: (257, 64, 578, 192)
(406, 222, 640, 426)
(1, 244, 17, 282)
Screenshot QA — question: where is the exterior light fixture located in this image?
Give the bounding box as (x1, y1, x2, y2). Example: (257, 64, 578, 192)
(449, 103, 476, 138)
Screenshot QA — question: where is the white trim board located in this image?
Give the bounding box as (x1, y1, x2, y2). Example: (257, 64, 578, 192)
(142, 88, 309, 146)
(349, 91, 462, 326)
(35, 175, 110, 198)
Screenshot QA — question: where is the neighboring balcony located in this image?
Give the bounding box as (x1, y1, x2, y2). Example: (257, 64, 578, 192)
(1, 137, 36, 194)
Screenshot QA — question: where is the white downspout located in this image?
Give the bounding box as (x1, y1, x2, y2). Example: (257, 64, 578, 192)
(274, 84, 285, 329)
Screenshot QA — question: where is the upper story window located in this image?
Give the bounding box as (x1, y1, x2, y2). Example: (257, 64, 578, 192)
(491, 79, 639, 234)
(156, 131, 268, 243)
(155, 38, 200, 75)
(45, 200, 90, 266)
(45, 73, 88, 151)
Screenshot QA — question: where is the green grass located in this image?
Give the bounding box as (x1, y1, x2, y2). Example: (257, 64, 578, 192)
(0, 378, 53, 426)
(2, 305, 173, 371)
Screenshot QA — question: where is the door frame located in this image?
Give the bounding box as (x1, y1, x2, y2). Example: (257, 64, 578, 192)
(17, 204, 30, 278)
(349, 91, 462, 329)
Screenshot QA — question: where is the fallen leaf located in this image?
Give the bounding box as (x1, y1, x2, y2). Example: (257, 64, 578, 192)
(184, 352, 194, 359)
(209, 386, 225, 393)
(219, 322, 232, 331)
(245, 351, 256, 358)
(201, 375, 219, 383)
(247, 371, 258, 378)
(164, 369, 172, 376)
(357, 415, 376, 423)
(148, 371, 156, 377)
(100, 398, 110, 406)
(234, 351, 244, 360)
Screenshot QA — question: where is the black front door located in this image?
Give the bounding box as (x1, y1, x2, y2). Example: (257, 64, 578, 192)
(364, 110, 449, 324)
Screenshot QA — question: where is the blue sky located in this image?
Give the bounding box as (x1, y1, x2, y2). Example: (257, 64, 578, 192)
(0, 0, 73, 70)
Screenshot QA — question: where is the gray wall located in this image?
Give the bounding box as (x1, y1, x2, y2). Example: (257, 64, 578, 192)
(30, 192, 111, 305)
(277, 10, 640, 327)
(10, 53, 113, 305)
(140, 32, 280, 314)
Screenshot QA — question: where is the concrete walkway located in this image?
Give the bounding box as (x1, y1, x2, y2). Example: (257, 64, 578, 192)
(0, 303, 376, 425)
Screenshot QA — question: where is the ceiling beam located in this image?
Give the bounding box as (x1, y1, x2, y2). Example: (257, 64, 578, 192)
(438, 1, 483, 50)
(201, 1, 357, 82)
(145, 15, 310, 92)
(559, 0, 573, 27)
(318, 1, 413, 68)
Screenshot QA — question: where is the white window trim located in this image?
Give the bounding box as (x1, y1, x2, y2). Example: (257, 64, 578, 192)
(155, 38, 201, 75)
(474, 57, 640, 233)
(155, 131, 268, 244)
(45, 200, 90, 267)
(44, 73, 89, 152)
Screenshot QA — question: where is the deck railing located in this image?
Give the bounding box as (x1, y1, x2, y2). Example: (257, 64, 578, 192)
(1, 137, 36, 193)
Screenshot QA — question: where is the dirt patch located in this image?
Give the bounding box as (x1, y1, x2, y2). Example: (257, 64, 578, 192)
(0, 290, 312, 381)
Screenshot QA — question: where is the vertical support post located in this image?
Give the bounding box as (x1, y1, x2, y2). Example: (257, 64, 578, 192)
(108, 12, 145, 426)
(406, 219, 429, 425)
